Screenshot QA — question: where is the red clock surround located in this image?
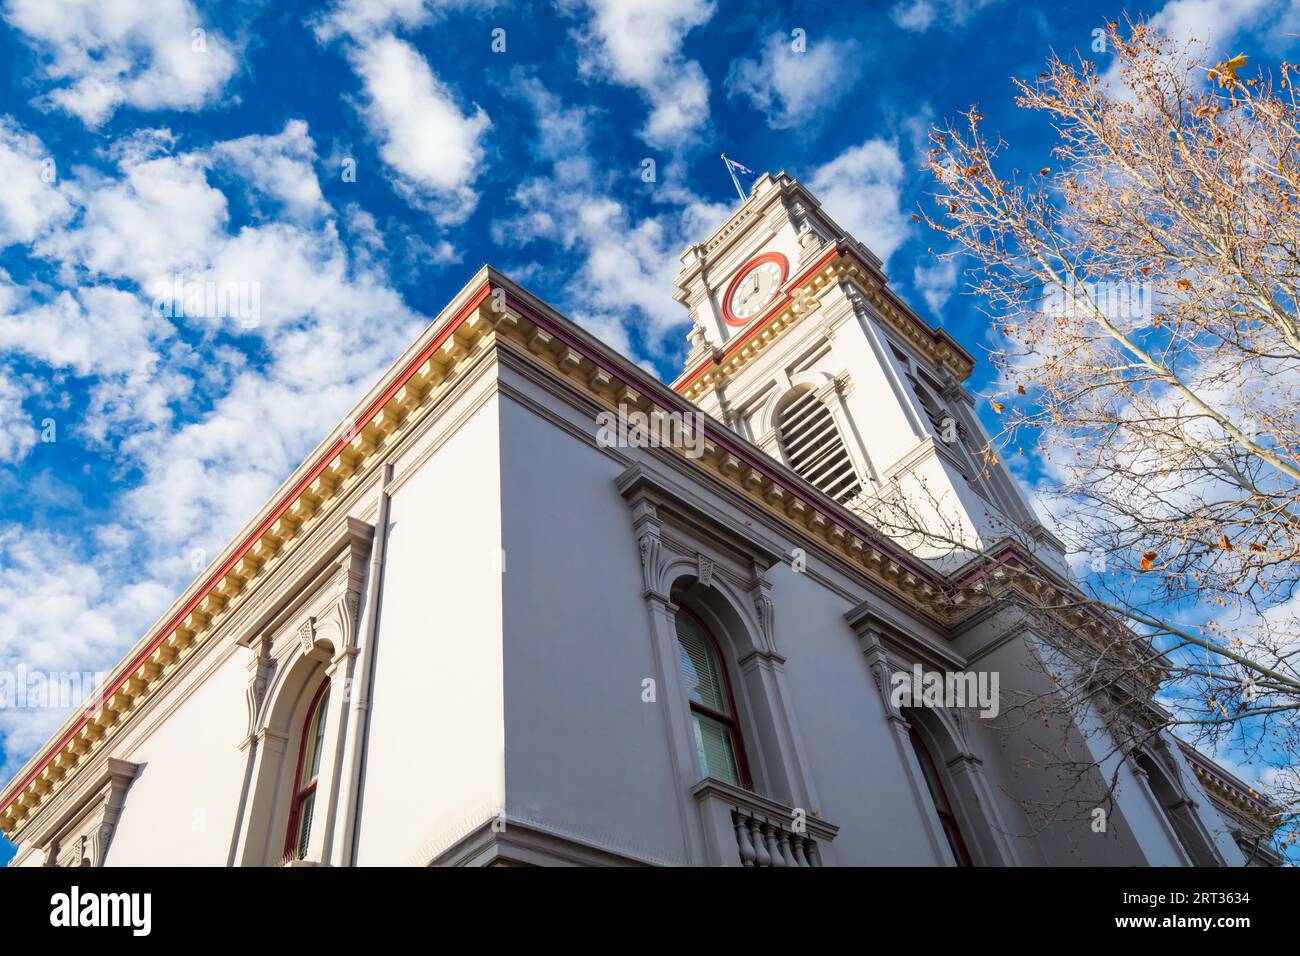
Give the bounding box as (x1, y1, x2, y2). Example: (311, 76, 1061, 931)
(721, 251, 789, 327)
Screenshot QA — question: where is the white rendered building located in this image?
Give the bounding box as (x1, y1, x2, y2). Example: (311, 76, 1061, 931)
(0, 175, 1278, 867)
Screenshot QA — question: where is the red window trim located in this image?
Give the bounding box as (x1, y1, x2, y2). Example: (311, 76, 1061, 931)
(908, 723, 974, 867)
(677, 606, 754, 791)
(283, 678, 330, 859)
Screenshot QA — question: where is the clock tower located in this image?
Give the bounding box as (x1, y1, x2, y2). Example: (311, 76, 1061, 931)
(672, 173, 1063, 572)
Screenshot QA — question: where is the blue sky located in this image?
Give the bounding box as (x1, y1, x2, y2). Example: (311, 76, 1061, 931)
(1, 0, 1296, 865)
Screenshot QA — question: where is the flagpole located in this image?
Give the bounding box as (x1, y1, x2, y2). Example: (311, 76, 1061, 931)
(720, 153, 746, 201)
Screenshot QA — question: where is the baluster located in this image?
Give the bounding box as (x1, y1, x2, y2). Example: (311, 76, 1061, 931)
(749, 818, 771, 867)
(806, 839, 822, 867)
(777, 830, 796, 867)
(733, 811, 757, 867)
(791, 834, 810, 867)
(763, 824, 785, 867)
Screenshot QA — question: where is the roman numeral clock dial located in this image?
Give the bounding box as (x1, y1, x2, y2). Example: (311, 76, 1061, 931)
(722, 252, 789, 326)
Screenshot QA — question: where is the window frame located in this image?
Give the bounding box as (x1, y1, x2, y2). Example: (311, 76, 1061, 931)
(908, 723, 975, 867)
(1134, 750, 1220, 866)
(676, 605, 754, 792)
(284, 679, 330, 860)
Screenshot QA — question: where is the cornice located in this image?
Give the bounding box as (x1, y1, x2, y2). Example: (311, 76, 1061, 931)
(673, 246, 975, 400)
(845, 603, 966, 673)
(617, 464, 784, 572)
(29, 757, 139, 855)
(1179, 742, 1279, 836)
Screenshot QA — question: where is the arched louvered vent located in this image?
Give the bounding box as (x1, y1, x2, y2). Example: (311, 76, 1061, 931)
(777, 389, 863, 504)
(909, 375, 948, 434)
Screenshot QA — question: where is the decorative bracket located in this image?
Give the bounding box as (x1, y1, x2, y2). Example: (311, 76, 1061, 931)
(245, 633, 276, 739)
(34, 758, 140, 867)
(696, 553, 715, 588)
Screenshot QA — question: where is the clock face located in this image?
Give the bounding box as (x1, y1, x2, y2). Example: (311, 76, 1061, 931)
(723, 252, 788, 326)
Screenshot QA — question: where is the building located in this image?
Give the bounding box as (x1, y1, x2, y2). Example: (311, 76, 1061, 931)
(0, 174, 1279, 867)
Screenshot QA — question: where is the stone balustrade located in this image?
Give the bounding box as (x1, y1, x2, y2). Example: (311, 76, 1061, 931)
(692, 778, 838, 867)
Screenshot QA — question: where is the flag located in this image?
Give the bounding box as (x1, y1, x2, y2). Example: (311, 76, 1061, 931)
(727, 158, 757, 180)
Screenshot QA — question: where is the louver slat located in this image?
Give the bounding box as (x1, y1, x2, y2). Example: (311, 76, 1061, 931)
(777, 389, 863, 505)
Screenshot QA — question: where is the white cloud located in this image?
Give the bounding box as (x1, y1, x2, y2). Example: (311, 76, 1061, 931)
(499, 182, 685, 339)
(0, 526, 173, 784)
(3, 0, 239, 126)
(0, 276, 189, 451)
(0, 284, 168, 377)
(313, 0, 440, 40)
(113, 261, 420, 552)
(312, 0, 495, 42)
(913, 256, 959, 314)
(39, 151, 229, 289)
(641, 63, 710, 148)
(494, 75, 729, 362)
(1098, 0, 1277, 94)
(0, 377, 36, 464)
(568, 0, 715, 148)
(348, 34, 490, 223)
(726, 33, 860, 129)
(889, 0, 1002, 32)
(891, 0, 937, 30)
(1146, 0, 1272, 53)
(0, 273, 417, 783)
(0, 119, 431, 790)
(0, 118, 70, 247)
(0, 531, 161, 679)
(507, 69, 596, 174)
(208, 120, 328, 224)
(807, 139, 912, 268)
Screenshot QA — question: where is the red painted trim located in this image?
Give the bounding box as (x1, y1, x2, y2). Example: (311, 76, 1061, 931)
(676, 244, 966, 394)
(721, 251, 788, 327)
(284, 678, 330, 858)
(908, 723, 974, 866)
(678, 246, 838, 392)
(677, 606, 753, 791)
(1, 283, 491, 815)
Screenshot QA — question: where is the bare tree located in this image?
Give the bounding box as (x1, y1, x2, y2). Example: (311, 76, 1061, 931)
(914, 18, 1299, 855)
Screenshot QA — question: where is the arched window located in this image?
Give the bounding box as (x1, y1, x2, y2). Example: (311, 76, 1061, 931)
(907, 373, 990, 495)
(908, 374, 949, 435)
(284, 681, 330, 860)
(776, 387, 862, 504)
(1134, 751, 1220, 866)
(908, 724, 974, 866)
(675, 609, 751, 789)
